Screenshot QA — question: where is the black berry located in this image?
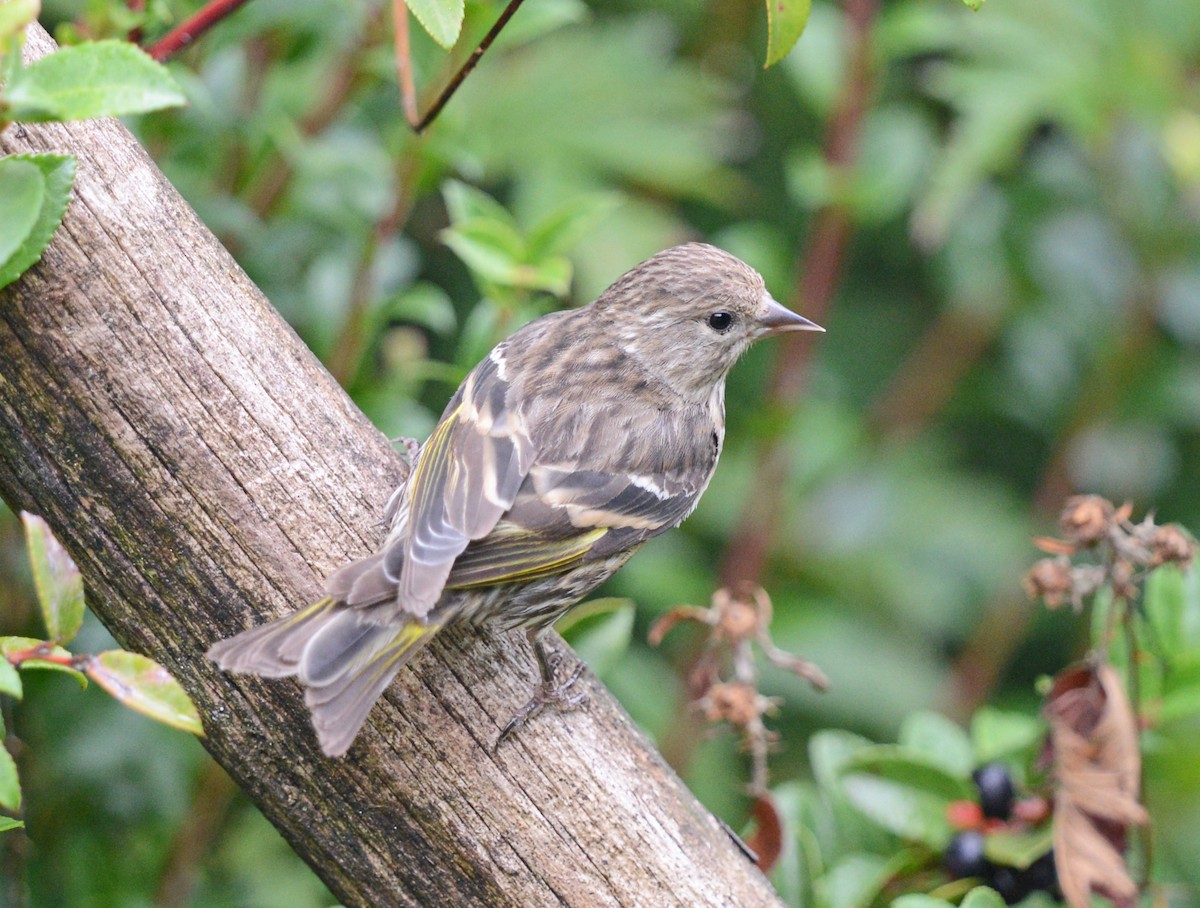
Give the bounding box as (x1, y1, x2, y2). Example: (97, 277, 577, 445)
(984, 850, 1057, 904)
(988, 865, 1031, 904)
(944, 830, 989, 879)
(972, 762, 1016, 820)
(1024, 850, 1058, 896)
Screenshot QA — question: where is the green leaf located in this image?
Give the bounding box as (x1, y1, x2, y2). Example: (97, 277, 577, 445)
(526, 193, 621, 261)
(1144, 565, 1200, 657)
(769, 780, 825, 907)
(765, 0, 811, 68)
(842, 746, 976, 800)
(442, 180, 515, 227)
(86, 650, 202, 735)
(441, 217, 528, 286)
(0, 659, 22, 700)
(384, 282, 458, 336)
(406, 0, 464, 49)
(0, 33, 22, 95)
(961, 886, 1006, 908)
(840, 772, 954, 849)
(818, 853, 890, 908)
(959, 0, 985, 10)
(0, 636, 86, 686)
(514, 255, 572, 295)
(4, 39, 185, 122)
(810, 728, 874, 792)
(556, 598, 634, 679)
(840, 746, 974, 848)
(20, 511, 84, 644)
(899, 711, 973, 777)
(0, 0, 37, 42)
(892, 896, 954, 908)
(0, 157, 43, 268)
(0, 153, 74, 291)
(984, 825, 1053, 870)
(1160, 654, 1200, 723)
(0, 816, 23, 833)
(970, 707, 1045, 764)
(0, 746, 19, 811)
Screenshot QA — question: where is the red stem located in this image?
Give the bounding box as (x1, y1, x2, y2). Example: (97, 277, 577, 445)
(147, 0, 255, 62)
(6, 645, 79, 669)
(393, 0, 420, 128)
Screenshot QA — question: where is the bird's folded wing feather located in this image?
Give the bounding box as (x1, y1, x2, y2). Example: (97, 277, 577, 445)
(387, 349, 536, 616)
(445, 462, 705, 589)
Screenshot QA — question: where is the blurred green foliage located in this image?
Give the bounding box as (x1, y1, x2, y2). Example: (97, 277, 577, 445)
(3, 0, 1200, 903)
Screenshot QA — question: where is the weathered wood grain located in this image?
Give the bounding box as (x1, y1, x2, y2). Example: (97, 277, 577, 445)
(0, 24, 782, 907)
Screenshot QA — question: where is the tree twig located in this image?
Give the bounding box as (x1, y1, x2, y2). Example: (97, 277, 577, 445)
(147, 0, 254, 62)
(411, 0, 527, 134)
(393, 0, 420, 128)
(326, 151, 422, 388)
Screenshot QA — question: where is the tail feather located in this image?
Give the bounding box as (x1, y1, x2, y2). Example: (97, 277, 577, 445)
(304, 621, 438, 756)
(323, 552, 397, 607)
(207, 598, 338, 678)
(208, 600, 440, 757)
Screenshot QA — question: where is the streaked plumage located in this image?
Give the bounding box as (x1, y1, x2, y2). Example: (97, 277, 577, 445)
(209, 242, 822, 756)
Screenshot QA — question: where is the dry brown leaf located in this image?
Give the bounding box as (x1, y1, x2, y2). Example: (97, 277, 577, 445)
(1045, 663, 1148, 908)
(742, 795, 783, 873)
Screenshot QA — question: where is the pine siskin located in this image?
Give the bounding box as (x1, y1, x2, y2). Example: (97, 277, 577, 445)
(209, 243, 823, 756)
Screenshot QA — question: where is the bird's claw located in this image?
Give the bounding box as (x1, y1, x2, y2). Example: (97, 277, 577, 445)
(495, 661, 588, 749)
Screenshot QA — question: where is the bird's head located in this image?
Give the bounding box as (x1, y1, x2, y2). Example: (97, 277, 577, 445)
(593, 243, 823, 401)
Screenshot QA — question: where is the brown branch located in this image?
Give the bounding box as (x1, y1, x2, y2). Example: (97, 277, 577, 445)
(154, 760, 240, 908)
(242, 11, 385, 220)
(326, 152, 422, 388)
(0, 24, 784, 908)
(393, 0, 420, 128)
(718, 0, 880, 590)
(868, 306, 1000, 438)
(147, 0, 254, 62)
(412, 0, 527, 134)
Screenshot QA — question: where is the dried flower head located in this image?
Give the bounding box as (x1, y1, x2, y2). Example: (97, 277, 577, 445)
(1059, 495, 1115, 547)
(1024, 557, 1074, 609)
(710, 584, 769, 645)
(1148, 524, 1196, 569)
(697, 681, 776, 728)
(650, 583, 826, 797)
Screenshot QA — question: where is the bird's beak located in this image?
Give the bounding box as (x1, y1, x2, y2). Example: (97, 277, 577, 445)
(760, 293, 824, 335)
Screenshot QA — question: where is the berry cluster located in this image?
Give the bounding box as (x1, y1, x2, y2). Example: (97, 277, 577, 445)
(944, 763, 1059, 904)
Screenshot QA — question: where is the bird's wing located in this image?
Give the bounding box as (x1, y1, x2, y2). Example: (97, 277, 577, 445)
(445, 462, 708, 589)
(387, 347, 536, 616)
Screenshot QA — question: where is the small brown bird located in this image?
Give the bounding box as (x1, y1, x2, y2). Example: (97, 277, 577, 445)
(209, 243, 822, 756)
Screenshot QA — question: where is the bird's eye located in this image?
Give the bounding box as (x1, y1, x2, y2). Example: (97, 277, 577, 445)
(707, 311, 734, 332)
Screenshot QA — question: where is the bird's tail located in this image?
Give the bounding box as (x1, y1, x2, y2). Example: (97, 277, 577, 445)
(208, 599, 441, 757)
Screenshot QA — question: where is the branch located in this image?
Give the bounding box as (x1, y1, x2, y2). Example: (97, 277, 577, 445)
(147, 0, 254, 62)
(392, 0, 420, 127)
(0, 25, 783, 908)
(412, 0, 527, 134)
(718, 0, 879, 589)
